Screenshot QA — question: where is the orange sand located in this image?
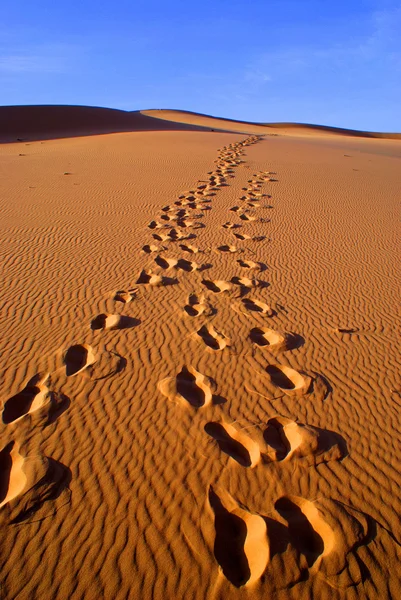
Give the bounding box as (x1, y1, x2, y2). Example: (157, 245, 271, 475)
(0, 107, 400, 599)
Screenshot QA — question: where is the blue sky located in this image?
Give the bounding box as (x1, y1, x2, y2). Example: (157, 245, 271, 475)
(1, 0, 400, 130)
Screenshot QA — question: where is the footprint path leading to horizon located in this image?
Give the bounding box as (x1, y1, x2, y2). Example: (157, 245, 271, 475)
(0, 132, 367, 597)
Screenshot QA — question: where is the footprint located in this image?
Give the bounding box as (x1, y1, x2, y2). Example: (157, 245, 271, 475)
(135, 269, 177, 286)
(202, 279, 232, 294)
(179, 244, 200, 254)
(217, 245, 238, 253)
(204, 422, 261, 467)
(113, 289, 137, 303)
(208, 487, 269, 587)
(158, 365, 214, 408)
(184, 293, 214, 317)
(90, 314, 139, 331)
(154, 256, 178, 270)
(0, 442, 27, 508)
(177, 258, 204, 272)
(241, 298, 274, 316)
(64, 344, 96, 376)
(2, 373, 50, 425)
(152, 233, 171, 242)
(249, 327, 296, 352)
(148, 220, 168, 230)
(142, 245, 164, 253)
(264, 417, 347, 464)
(233, 233, 251, 241)
(239, 214, 256, 222)
(265, 364, 312, 396)
(196, 325, 230, 350)
(222, 222, 241, 229)
(237, 259, 266, 272)
(167, 229, 196, 241)
(274, 496, 329, 568)
(231, 276, 259, 289)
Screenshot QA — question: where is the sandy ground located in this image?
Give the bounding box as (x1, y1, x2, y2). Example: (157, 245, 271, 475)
(0, 109, 400, 599)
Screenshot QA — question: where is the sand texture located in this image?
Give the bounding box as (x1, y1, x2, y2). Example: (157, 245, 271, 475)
(0, 107, 401, 599)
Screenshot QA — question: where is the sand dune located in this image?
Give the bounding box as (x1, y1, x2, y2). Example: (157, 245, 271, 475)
(1, 105, 400, 143)
(0, 107, 400, 599)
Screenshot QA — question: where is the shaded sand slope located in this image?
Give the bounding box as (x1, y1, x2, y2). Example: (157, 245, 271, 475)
(0, 105, 227, 143)
(0, 121, 400, 600)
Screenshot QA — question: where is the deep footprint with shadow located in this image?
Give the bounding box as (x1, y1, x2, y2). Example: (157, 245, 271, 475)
(275, 497, 326, 568)
(209, 487, 269, 588)
(242, 298, 275, 316)
(90, 314, 139, 331)
(2, 373, 50, 424)
(264, 417, 347, 464)
(205, 422, 260, 467)
(158, 365, 214, 408)
(184, 294, 214, 317)
(250, 328, 302, 352)
(64, 344, 96, 376)
(202, 279, 232, 294)
(113, 289, 137, 303)
(265, 364, 312, 396)
(196, 324, 230, 350)
(136, 269, 178, 286)
(0, 442, 27, 508)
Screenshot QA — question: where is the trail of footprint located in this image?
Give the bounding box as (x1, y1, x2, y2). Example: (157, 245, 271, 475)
(158, 365, 215, 408)
(264, 417, 347, 464)
(204, 422, 261, 467)
(196, 325, 230, 351)
(208, 486, 269, 588)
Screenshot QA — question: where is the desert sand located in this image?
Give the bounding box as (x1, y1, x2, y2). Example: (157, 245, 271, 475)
(0, 107, 400, 599)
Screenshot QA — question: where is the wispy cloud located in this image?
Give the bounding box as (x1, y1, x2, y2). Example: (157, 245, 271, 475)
(0, 43, 83, 75)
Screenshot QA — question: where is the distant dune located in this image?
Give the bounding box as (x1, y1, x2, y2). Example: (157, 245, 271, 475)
(0, 105, 399, 142)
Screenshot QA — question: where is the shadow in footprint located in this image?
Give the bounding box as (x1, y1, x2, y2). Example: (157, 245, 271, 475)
(0, 442, 14, 504)
(2, 375, 48, 424)
(176, 367, 206, 408)
(64, 345, 95, 376)
(266, 365, 297, 390)
(90, 314, 140, 331)
(209, 488, 251, 588)
(205, 423, 252, 467)
(275, 498, 324, 567)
